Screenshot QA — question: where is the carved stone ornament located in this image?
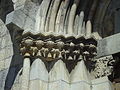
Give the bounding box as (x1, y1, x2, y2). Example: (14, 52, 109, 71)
(20, 34, 97, 61)
(93, 55, 115, 78)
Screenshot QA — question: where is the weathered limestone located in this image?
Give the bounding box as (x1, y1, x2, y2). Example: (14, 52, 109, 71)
(55, 2, 64, 34)
(30, 58, 48, 81)
(59, 0, 69, 34)
(23, 16, 35, 33)
(6, 1, 38, 34)
(29, 58, 48, 90)
(4, 56, 13, 69)
(74, 15, 79, 35)
(86, 20, 92, 38)
(6, 10, 27, 29)
(68, 4, 77, 35)
(0, 44, 13, 61)
(81, 21, 86, 35)
(78, 11, 84, 36)
(71, 60, 90, 82)
(64, 8, 70, 34)
(26, 1, 39, 20)
(97, 33, 120, 57)
(11, 69, 22, 90)
(45, 0, 54, 32)
(92, 32, 102, 40)
(21, 57, 30, 90)
(40, 0, 51, 33)
(12, 0, 27, 10)
(49, 60, 69, 90)
(34, 0, 51, 33)
(49, 0, 61, 33)
(18, 30, 113, 90)
(49, 60, 69, 82)
(34, 6, 42, 33)
(0, 60, 4, 71)
(0, 19, 13, 90)
(0, 69, 9, 90)
(70, 60, 91, 90)
(2, 0, 119, 90)
(1, 35, 13, 49)
(92, 77, 113, 90)
(0, 25, 8, 38)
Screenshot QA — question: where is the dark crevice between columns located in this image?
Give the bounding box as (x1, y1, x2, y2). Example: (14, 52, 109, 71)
(93, 0, 112, 37)
(4, 24, 23, 90)
(88, 0, 99, 23)
(76, 0, 94, 21)
(0, 0, 14, 22)
(109, 53, 120, 82)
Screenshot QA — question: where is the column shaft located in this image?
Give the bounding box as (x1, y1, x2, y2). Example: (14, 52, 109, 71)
(21, 57, 30, 90)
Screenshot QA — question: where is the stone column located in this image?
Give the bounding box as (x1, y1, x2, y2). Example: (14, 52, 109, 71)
(20, 38, 35, 90)
(21, 54, 31, 90)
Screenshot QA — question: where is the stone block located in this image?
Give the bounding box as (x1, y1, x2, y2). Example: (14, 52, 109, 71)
(4, 45, 13, 58)
(6, 9, 27, 29)
(0, 45, 13, 60)
(92, 76, 113, 90)
(19, 1, 39, 19)
(70, 60, 91, 90)
(1, 35, 12, 48)
(70, 60, 90, 83)
(49, 60, 69, 82)
(23, 16, 35, 33)
(49, 81, 69, 90)
(13, 0, 26, 10)
(30, 58, 48, 81)
(21, 1, 36, 16)
(0, 24, 8, 37)
(0, 55, 12, 72)
(29, 80, 48, 90)
(28, 2, 38, 20)
(13, 0, 38, 20)
(97, 33, 120, 57)
(71, 82, 91, 90)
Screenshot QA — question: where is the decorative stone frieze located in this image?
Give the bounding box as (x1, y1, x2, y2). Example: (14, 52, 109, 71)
(20, 33, 97, 62)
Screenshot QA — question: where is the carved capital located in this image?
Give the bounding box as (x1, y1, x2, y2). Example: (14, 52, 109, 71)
(20, 37, 38, 57)
(20, 34, 97, 61)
